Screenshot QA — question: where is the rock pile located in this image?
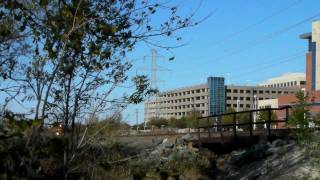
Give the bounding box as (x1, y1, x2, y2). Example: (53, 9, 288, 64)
(218, 139, 320, 179)
(129, 134, 216, 179)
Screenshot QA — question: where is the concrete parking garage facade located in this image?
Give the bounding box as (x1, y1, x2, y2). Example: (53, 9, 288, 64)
(144, 80, 300, 122)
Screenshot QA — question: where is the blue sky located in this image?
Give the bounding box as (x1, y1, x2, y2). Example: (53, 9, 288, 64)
(122, 0, 320, 124)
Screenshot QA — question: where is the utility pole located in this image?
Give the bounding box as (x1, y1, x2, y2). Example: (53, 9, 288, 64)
(236, 99, 240, 129)
(225, 73, 231, 85)
(253, 95, 258, 130)
(135, 109, 139, 131)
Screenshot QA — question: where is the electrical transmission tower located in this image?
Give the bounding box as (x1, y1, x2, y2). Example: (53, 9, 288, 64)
(140, 49, 170, 90)
(138, 49, 171, 120)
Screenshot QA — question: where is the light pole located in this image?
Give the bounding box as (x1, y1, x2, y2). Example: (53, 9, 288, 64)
(226, 73, 230, 85)
(236, 99, 240, 129)
(253, 95, 257, 130)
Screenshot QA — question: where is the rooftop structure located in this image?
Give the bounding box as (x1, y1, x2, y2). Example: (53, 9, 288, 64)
(278, 20, 320, 114)
(258, 73, 306, 88)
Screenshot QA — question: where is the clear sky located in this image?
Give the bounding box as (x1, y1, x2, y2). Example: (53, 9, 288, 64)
(122, 0, 320, 125)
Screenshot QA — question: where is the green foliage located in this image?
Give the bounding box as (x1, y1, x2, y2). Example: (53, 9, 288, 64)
(257, 110, 277, 129)
(87, 115, 130, 137)
(168, 117, 187, 128)
(148, 117, 168, 128)
(186, 110, 202, 129)
(237, 110, 251, 130)
(0, 0, 202, 178)
(222, 107, 236, 125)
(288, 91, 313, 143)
(0, 114, 65, 179)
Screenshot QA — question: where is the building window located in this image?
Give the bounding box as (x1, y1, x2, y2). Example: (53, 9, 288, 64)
(196, 89, 200, 93)
(246, 97, 250, 101)
(259, 90, 263, 94)
(240, 97, 244, 100)
(253, 90, 257, 94)
(240, 90, 244, 93)
(284, 91, 288, 94)
(300, 81, 306, 85)
(278, 91, 282, 94)
(196, 104, 200, 107)
(259, 98, 263, 100)
(227, 89, 231, 93)
(233, 97, 238, 100)
(202, 89, 205, 92)
(240, 104, 244, 108)
(227, 104, 231, 107)
(246, 104, 251, 108)
(233, 104, 237, 108)
(265, 91, 270, 93)
(227, 96, 231, 100)
(196, 96, 200, 100)
(272, 91, 276, 93)
(246, 90, 251, 93)
(233, 89, 238, 93)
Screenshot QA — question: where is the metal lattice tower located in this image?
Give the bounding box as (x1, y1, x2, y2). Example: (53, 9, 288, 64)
(139, 49, 171, 119)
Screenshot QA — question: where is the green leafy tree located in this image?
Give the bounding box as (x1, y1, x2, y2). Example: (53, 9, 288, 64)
(256, 109, 277, 129)
(222, 107, 236, 125)
(186, 109, 201, 131)
(236, 109, 251, 130)
(168, 117, 187, 128)
(288, 91, 313, 143)
(0, 1, 202, 178)
(148, 117, 168, 129)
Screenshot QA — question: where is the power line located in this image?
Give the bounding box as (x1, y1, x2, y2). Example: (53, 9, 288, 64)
(228, 50, 305, 73)
(212, 0, 303, 47)
(137, 49, 170, 90)
(213, 11, 320, 62)
(232, 52, 304, 79)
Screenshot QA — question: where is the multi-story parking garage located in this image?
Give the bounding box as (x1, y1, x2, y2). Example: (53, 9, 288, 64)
(144, 77, 301, 122)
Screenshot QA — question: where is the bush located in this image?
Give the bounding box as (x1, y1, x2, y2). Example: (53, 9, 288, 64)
(148, 117, 168, 128)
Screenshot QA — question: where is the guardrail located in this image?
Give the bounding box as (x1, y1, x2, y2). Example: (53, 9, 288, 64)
(197, 106, 292, 139)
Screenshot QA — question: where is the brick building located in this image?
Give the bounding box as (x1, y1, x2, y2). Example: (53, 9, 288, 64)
(278, 20, 320, 114)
